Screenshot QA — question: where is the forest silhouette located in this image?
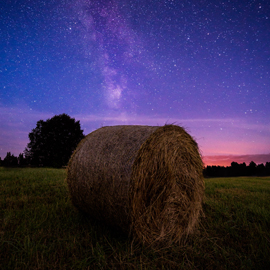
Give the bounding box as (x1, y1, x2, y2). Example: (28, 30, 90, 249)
(204, 161, 270, 177)
(2, 153, 269, 177)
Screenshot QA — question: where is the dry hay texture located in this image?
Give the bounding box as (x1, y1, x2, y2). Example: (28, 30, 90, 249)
(67, 124, 204, 248)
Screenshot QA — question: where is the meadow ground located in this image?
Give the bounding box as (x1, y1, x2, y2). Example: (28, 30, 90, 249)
(0, 167, 269, 269)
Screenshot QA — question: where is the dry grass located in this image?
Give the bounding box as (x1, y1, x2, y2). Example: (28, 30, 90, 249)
(1, 169, 270, 269)
(67, 125, 204, 248)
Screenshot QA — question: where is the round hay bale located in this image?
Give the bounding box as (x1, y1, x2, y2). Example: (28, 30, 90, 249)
(67, 124, 204, 247)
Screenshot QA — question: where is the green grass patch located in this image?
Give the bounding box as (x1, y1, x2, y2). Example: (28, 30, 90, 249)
(0, 168, 269, 269)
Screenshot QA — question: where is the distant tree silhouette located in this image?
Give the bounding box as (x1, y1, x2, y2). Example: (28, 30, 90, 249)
(264, 162, 270, 176)
(239, 162, 247, 176)
(248, 161, 257, 176)
(203, 160, 270, 177)
(18, 153, 27, 167)
(24, 114, 85, 168)
(257, 163, 265, 176)
(3, 152, 18, 167)
(231, 162, 240, 176)
(204, 165, 228, 177)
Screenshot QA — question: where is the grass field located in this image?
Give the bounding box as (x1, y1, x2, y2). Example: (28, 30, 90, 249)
(0, 167, 269, 269)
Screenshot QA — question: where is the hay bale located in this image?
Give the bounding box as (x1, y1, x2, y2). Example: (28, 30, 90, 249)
(67, 124, 204, 247)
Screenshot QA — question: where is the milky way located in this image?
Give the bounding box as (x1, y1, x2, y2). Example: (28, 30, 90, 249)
(74, 0, 138, 109)
(68, 0, 270, 118)
(0, 0, 270, 163)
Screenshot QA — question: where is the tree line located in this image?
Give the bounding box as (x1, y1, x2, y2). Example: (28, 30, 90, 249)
(2, 151, 269, 177)
(0, 114, 85, 168)
(203, 161, 270, 177)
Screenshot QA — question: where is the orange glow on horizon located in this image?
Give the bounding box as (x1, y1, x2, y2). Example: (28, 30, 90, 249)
(203, 154, 270, 167)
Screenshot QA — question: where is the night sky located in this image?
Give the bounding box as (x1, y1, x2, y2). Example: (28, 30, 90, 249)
(1, 0, 270, 166)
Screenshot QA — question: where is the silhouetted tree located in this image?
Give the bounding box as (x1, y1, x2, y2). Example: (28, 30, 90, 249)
(3, 152, 18, 167)
(239, 162, 247, 176)
(266, 162, 270, 175)
(18, 153, 27, 167)
(24, 114, 85, 168)
(203, 161, 270, 177)
(248, 161, 257, 176)
(257, 163, 265, 176)
(203, 165, 228, 177)
(230, 162, 240, 176)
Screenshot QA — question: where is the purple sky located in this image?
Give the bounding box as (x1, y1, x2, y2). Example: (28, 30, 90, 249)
(1, 0, 270, 165)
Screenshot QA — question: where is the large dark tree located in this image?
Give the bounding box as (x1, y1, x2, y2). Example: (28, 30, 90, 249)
(24, 114, 85, 167)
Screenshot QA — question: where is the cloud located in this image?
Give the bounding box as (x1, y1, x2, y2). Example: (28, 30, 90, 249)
(78, 113, 235, 125)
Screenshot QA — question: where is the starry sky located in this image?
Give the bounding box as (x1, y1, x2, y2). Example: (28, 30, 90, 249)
(1, 0, 270, 166)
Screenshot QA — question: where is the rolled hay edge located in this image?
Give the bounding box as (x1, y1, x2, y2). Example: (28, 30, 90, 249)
(67, 124, 204, 248)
